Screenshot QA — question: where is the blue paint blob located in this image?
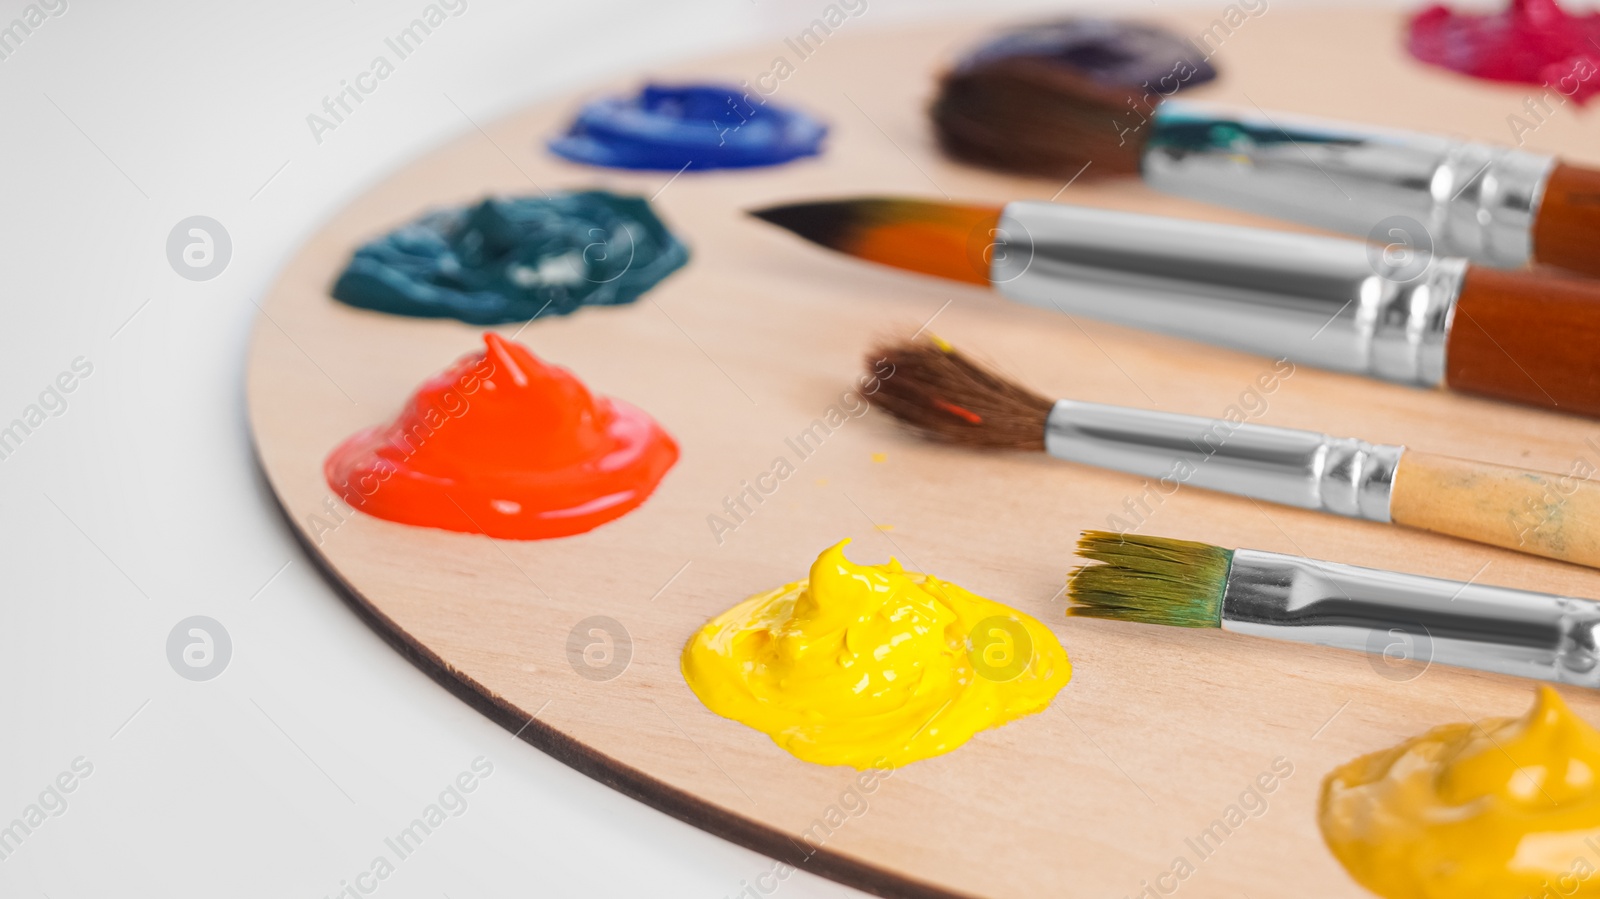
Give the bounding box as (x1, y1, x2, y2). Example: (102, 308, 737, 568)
(955, 18, 1219, 90)
(548, 83, 827, 171)
(331, 192, 689, 326)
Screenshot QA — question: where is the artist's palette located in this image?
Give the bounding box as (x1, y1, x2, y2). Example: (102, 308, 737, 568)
(247, 10, 1600, 898)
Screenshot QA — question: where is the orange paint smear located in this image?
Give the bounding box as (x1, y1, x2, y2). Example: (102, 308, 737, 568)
(850, 204, 1002, 285)
(935, 399, 983, 424)
(324, 333, 678, 539)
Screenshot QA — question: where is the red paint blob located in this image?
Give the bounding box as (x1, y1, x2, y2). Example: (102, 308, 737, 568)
(1408, 0, 1600, 104)
(325, 333, 678, 539)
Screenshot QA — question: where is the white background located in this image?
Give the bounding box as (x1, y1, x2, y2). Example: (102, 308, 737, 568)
(0, 1, 1407, 897)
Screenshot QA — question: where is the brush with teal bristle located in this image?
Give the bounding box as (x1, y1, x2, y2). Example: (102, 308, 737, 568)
(1066, 530, 1600, 688)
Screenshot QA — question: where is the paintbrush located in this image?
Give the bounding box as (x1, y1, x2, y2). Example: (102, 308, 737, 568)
(869, 336, 1600, 569)
(751, 197, 1600, 419)
(930, 60, 1600, 280)
(1067, 530, 1600, 688)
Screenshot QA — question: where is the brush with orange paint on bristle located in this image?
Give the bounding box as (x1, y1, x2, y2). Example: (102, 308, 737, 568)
(867, 335, 1600, 570)
(930, 45, 1600, 280)
(751, 196, 1600, 420)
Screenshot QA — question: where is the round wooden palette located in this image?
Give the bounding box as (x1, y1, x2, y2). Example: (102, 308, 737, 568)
(247, 10, 1600, 898)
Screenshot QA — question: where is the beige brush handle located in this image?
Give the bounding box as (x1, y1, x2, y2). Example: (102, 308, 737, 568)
(1390, 450, 1600, 568)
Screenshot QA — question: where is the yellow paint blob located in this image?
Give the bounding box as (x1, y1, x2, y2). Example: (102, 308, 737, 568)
(681, 540, 1070, 768)
(1320, 686, 1600, 899)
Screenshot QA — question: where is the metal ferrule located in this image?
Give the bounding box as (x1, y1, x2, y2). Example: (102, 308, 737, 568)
(990, 201, 1467, 388)
(1142, 100, 1556, 268)
(1221, 550, 1600, 687)
(1044, 400, 1400, 522)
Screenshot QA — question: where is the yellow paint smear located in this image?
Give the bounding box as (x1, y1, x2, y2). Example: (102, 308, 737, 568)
(1321, 686, 1600, 898)
(681, 540, 1070, 768)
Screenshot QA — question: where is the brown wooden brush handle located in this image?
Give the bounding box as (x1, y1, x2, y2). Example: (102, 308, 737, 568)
(1445, 265, 1600, 418)
(1534, 161, 1600, 279)
(1391, 450, 1600, 568)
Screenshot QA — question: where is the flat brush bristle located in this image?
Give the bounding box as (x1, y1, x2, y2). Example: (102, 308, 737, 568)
(868, 337, 1055, 451)
(1067, 530, 1231, 628)
(931, 57, 1148, 180)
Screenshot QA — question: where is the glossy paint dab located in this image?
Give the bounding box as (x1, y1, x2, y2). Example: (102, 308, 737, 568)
(324, 333, 678, 540)
(949, 18, 1219, 89)
(1409, 0, 1600, 104)
(549, 83, 827, 171)
(682, 540, 1070, 768)
(1321, 686, 1600, 898)
(332, 192, 688, 326)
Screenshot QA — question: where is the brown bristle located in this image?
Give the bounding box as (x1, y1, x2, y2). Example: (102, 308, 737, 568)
(930, 56, 1149, 180)
(867, 337, 1055, 451)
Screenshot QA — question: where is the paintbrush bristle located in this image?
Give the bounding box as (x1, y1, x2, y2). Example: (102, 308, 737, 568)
(749, 198, 1002, 286)
(869, 337, 1055, 451)
(931, 56, 1149, 180)
(1067, 531, 1231, 628)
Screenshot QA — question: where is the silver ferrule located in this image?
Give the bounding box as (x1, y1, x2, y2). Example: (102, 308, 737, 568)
(990, 201, 1466, 388)
(1142, 100, 1556, 269)
(1044, 400, 1400, 522)
(1222, 550, 1600, 688)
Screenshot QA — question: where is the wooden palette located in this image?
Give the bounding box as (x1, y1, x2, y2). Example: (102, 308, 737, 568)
(246, 10, 1600, 898)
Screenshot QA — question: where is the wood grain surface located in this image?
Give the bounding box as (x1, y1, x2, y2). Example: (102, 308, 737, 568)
(246, 10, 1600, 898)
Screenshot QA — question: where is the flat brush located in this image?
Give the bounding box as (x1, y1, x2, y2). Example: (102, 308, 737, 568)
(870, 337, 1600, 569)
(932, 59, 1600, 279)
(753, 197, 1600, 419)
(1067, 530, 1600, 688)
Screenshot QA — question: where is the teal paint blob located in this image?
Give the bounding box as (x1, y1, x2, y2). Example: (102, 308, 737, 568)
(332, 191, 689, 325)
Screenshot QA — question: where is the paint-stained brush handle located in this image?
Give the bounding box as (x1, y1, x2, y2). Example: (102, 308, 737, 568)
(1043, 400, 1600, 568)
(1391, 451, 1600, 569)
(1141, 100, 1554, 271)
(1143, 103, 1600, 279)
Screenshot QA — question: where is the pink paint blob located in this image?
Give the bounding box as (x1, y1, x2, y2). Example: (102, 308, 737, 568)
(1408, 0, 1600, 104)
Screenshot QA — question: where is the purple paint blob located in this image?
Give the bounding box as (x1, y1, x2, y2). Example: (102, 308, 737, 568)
(548, 83, 827, 171)
(955, 18, 1219, 93)
(1408, 0, 1600, 105)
